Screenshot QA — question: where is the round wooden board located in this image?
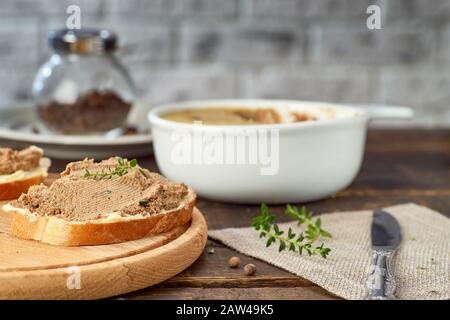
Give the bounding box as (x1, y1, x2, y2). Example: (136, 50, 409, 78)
(0, 207, 208, 299)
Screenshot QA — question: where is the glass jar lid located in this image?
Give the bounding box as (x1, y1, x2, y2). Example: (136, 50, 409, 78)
(48, 29, 117, 54)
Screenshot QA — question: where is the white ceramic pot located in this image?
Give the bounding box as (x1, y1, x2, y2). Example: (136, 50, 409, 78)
(148, 100, 412, 204)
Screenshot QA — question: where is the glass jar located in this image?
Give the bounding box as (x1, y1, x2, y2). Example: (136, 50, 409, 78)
(32, 29, 136, 134)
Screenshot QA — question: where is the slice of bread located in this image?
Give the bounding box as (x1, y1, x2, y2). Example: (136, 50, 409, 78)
(3, 158, 196, 246)
(0, 147, 51, 201)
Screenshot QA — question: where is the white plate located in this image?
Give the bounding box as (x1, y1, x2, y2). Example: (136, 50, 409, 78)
(0, 103, 153, 159)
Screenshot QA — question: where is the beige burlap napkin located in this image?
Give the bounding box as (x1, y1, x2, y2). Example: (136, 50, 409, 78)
(209, 203, 450, 300)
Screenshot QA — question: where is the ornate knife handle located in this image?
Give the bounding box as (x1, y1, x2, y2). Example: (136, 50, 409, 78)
(365, 250, 396, 300)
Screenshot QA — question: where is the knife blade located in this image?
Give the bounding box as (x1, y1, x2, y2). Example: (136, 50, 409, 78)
(371, 208, 402, 251)
(366, 208, 402, 300)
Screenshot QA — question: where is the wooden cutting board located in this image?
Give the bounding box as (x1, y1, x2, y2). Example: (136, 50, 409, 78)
(0, 177, 208, 299)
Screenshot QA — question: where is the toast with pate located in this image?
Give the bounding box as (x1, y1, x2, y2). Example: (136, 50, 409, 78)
(0, 146, 51, 201)
(3, 157, 195, 246)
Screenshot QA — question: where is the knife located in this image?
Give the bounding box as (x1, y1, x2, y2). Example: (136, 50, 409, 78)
(366, 208, 402, 300)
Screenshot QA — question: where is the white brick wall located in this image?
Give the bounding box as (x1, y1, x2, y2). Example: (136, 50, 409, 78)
(173, 0, 237, 17)
(131, 65, 237, 102)
(377, 66, 450, 127)
(0, 0, 449, 127)
(113, 0, 173, 16)
(313, 24, 436, 65)
(179, 22, 305, 64)
(0, 67, 35, 103)
(241, 66, 370, 103)
(249, 0, 380, 19)
(0, 18, 40, 68)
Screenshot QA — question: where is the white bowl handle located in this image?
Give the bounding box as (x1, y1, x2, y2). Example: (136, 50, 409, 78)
(362, 105, 414, 120)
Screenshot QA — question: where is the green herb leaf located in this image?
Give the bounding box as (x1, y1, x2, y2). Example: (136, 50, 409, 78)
(84, 158, 140, 180)
(139, 200, 150, 207)
(316, 218, 321, 228)
(273, 224, 280, 234)
(252, 204, 332, 259)
(139, 168, 148, 177)
(287, 227, 295, 239)
(279, 240, 286, 252)
(320, 230, 332, 238)
(260, 203, 269, 215)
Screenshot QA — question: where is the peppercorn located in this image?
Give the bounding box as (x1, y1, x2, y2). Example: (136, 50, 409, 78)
(244, 263, 256, 276)
(228, 256, 240, 268)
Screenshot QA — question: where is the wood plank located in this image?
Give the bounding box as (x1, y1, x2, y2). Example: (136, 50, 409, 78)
(338, 189, 450, 197)
(122, 286, 339, 300)
(159, 240, 304, 282)
(365, 129, 450, 152)
(160, 276, 313, 288)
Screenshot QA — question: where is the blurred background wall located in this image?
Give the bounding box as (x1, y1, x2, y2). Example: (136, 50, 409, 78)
(0, 0, 449, 127)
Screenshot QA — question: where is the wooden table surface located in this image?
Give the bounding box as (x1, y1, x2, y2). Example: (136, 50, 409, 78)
(49, 129, 450, 300)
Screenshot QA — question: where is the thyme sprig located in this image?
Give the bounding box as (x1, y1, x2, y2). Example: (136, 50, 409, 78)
(285, 204, 332, 241)
(252, 204, 332, 259)
(84, 157, 138, 179)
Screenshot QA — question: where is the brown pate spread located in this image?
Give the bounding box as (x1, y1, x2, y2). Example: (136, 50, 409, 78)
(162, 107, 318, 125)
(0, 146, 43, 175)
(11, 158, 189, 222)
